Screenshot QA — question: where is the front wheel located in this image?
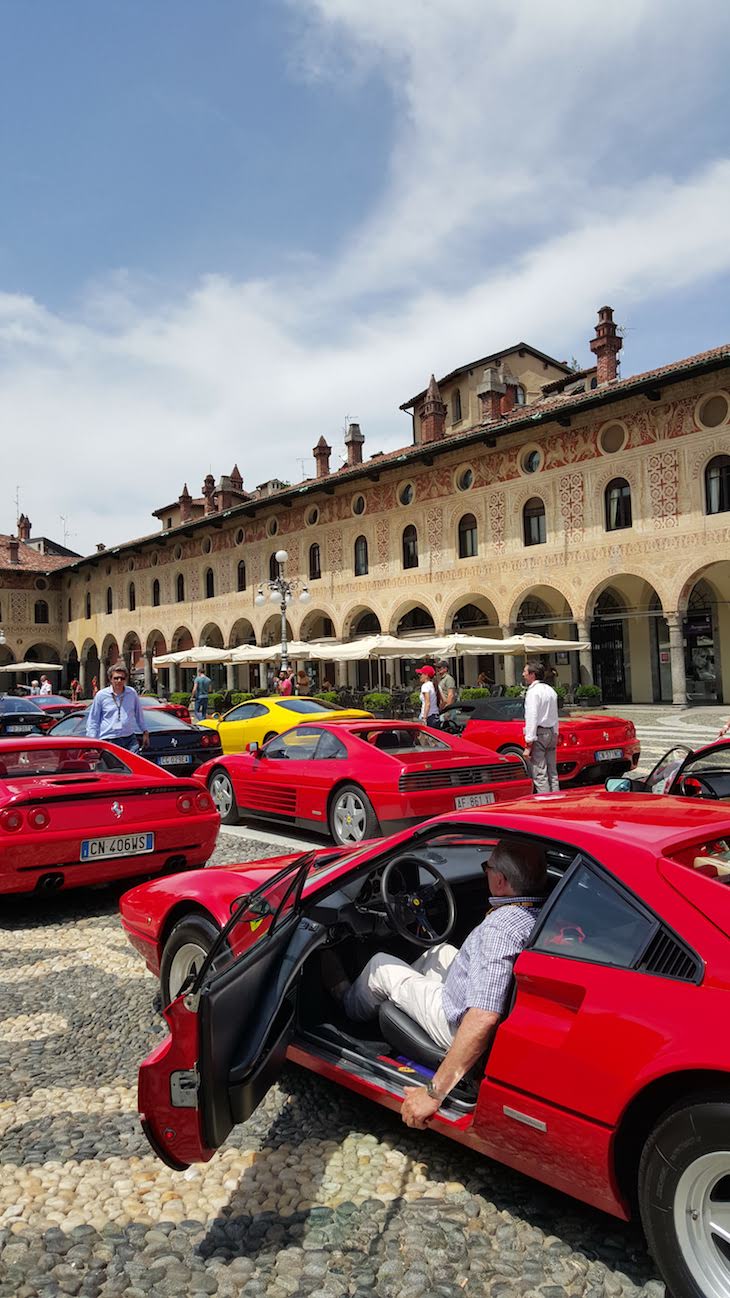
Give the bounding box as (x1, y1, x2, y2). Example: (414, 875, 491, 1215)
(159, 913, 223, 1005)
(498, 744, 531, 776)
(328, 783, 380, 845)
(208, 768, 239, 824)
(639, 1096, 730, 1298)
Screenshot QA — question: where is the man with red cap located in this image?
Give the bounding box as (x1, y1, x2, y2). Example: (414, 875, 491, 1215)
(415, 664, 440, 728)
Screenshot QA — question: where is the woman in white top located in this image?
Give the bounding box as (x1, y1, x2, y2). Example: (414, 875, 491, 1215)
(415, 665, 440, 728)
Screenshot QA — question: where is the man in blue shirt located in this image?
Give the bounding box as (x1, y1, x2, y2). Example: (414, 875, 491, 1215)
(191, 668, 213, 720)
(85, 663, 150, 755)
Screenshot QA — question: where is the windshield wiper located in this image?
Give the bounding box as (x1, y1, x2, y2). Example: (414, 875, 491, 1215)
(182, 849, 319, 1000)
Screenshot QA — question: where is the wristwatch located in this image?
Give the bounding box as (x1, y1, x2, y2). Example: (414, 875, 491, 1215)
(426, 1078, 444, 1100)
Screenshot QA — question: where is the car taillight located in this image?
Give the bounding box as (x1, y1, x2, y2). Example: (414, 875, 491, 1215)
(196, 792, 212, 812)
(0, 808, 24, 832)
(626, 722, 636, 738)
(176, 793, 195, 814)
(28, 808, 50, 830)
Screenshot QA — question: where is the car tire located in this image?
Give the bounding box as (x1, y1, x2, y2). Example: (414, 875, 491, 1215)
(328, 783, 380, 845)
(207, 768, 239, 825)
(159, 913, 223, 1005)
(639, 1095, 730, 1298)
(498, 744, 531, 776)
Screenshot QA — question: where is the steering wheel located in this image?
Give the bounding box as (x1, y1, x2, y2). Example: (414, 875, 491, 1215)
(677, 773, 719, 799)
(380, 856, 456, 947)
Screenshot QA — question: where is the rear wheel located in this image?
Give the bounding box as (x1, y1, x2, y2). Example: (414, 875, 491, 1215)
(208, 768, 239, 824)
(328, 783, 380, 845)
(159, 913, 223, 1005)
(639, 1096, 730, 1298)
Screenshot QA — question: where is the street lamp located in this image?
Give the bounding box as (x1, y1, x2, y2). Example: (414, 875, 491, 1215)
(0, 629, 5, 646)
(254, 548, 310, 673)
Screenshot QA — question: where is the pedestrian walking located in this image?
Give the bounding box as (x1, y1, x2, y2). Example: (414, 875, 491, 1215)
(190, 667, 213, 721)
(85, 662, 150, 755)
(296, 668, 310, 695)
(435, 660, 458, 711)
(70, 678, 80, 703)
(522, 661, 559, 794)
(39, 674, 52, 696)
(415, 665, 440, 728)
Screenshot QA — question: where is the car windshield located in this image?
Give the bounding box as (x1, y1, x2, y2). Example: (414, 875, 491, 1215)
(49, 714, 87, 735)
(277, 699, 334, 714)
(142, 711, 191, 732)
(0, 746, 133, 778)
(354, 726, 450, 752)
(0, 697, 43, 714)
(448, 699, 525, 723)
(35, 695, 70, 706)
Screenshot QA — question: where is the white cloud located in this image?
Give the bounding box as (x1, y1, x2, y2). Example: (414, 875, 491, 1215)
(2, 0, 730, 553)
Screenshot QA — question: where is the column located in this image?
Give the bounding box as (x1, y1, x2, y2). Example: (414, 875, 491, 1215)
(169, 663, 178, 694)
(501, 626, 516, 687)
(143, 652, 153, 693)
(666, 615, 687, 707)
(80, 658, 89, 697)
(226, 663, 235, 692)
(575, 619, 593, 687)
(99, 659, 108, 689)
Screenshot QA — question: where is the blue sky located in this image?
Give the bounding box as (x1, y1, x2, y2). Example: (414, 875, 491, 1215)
(1, 0, 729, 554)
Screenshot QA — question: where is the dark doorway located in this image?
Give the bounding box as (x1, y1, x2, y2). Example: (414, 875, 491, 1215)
(591, 620, 627, 702)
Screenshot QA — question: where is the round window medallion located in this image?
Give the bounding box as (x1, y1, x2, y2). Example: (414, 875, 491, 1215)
(235, 527, 245, 545)
(267, 517, 278, 537)
(306, 507, 320, 527)
(34, 577, 47, 591)
(599, 422, 627, 454)
(174, 544, 183, 561)
(521, 447, 542, 474)
(698, 393, 730, 429)
(202, 537, 212, 554)
(352, 494, 366, 516)
(456, 466, 474, 491)
(398, 482, 414, 506)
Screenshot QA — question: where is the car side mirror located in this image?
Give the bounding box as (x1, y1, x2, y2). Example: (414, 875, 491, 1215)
(248, 742, 262, 758)
(605, 777, 631, 792)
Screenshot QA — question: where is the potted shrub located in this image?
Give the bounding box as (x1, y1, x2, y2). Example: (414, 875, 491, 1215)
(363, 690, 392, 717)
(575, 683, 603, 706)
(460, 687, 491, 700)
(231, 692, 254, 706)
(314, 691, 339, 705)
(506, 685, 525, 698)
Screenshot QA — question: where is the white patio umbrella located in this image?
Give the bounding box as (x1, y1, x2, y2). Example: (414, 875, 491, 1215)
(499, 634, 590, 655)
(152, 647, 232, 669)
(3, 661, 64, 672)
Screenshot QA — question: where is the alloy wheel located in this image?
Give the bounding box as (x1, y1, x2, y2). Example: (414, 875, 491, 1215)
(166, 941, 208, 1002)
(674, 1150, 730, 1298)
(333, 790, 367, 843)
(210, 772, 233, 818)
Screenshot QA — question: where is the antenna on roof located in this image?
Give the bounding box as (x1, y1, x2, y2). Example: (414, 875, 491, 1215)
(14, 484, 21, 520)
(59, 514, 75, 547)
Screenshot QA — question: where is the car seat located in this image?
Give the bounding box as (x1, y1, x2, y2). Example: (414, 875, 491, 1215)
(374, 731, 403, 751)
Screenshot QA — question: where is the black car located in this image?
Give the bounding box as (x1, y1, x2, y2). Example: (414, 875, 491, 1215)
(49, 708, 223, 775)
(0, 696, 47, 736)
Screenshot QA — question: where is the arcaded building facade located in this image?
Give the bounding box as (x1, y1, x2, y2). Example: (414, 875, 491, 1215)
(2, 308, 729, 706)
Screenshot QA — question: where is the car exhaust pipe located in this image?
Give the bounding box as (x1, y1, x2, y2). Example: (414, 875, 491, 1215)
(163, 856, 186, 875)
(35, 872, 64, 892)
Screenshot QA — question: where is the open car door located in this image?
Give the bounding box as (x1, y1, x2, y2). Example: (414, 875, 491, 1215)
(138, 854, 329, 1168)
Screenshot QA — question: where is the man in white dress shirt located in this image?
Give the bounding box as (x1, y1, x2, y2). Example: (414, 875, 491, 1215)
(522, 661, 559, 793)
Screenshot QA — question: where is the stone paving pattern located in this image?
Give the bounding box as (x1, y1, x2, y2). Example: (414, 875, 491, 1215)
(1, 832, 670, 1297)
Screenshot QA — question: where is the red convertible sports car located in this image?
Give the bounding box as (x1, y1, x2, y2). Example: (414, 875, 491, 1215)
(122, 793, 730, 1298)
(607, 737, 730, 801)
(0, 736, 219, 895)
(442, 696, 640, 785)
(194, 718, 533, 844)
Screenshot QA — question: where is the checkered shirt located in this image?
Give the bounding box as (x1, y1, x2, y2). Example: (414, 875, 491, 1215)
(441, 896, 544, 1031)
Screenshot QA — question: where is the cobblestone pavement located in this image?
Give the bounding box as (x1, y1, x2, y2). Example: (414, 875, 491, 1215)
(1, 831, 669, 1298)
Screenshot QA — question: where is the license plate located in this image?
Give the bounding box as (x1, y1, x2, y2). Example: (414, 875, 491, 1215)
(7, 724, 33, 733)
(595, 748, 623, 761)
(80, 832, 154, 861)
(455, 792, 496, 810)
(160, 754, 192, 766)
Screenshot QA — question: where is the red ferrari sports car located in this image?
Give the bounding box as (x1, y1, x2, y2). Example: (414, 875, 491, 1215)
(442, 696, 640, 785)
(0, 736, 219, 895)
(194, 718, 533, 844)
(607, 737, 730, 801)
(31, 696, 88, 727)
(122, 793, 730, 1298)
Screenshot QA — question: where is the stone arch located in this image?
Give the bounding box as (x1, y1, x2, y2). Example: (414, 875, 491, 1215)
(122, 630, 143, 677)
(199, 622, 224, 649)
(26, 642, 61, 663)
(675, 560, 730, 704)
(298, 607, 336, 642)
(0, 643, 15, 694)
(101, 634, 120, 669)
(508, 582, 574, 628)
(171, 626, 194, 653)
(260, 614, 293, 647)
(444, 593, 499, 634)
(80, 638, 100, 694)
(63, 640, 80, 690)
(584, 572, 670, 622)
(389, 600, 437, 637)
(146, 629, 167, 656)
(341, 603, 382, 640)
(228, 618, 256, 648)
(585, 573, 669, 705)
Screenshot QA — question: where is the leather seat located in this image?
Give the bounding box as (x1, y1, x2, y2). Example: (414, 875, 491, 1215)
(378, 1001, 446, 1071)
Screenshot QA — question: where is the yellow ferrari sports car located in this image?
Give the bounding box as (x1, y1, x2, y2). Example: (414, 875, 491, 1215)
(197, 695, 372, 754)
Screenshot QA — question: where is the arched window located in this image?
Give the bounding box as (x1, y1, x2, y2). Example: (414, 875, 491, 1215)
(523, 497, 546, 546)
(452, 388, 462, 423)
(67, 598, 72, 622)
(85, 593, 91, 620)
(128, 582, 136, 613)
(237, 560, 246, 592)
(176, 573, 185, 603)
(152, 579, 160, 607)
(605, 478, 632, 531)
(205, 568, 215, 599)
(354, 535, 368, 577)
(457, 513, 478, 558)
(402, 524, 418, 569)
(705, 455, 730, 515)
(34, 599, 49, 624)
(106, 587, 113, 615)
(309, 543, 321, 581)
(269, 552, 279, 582)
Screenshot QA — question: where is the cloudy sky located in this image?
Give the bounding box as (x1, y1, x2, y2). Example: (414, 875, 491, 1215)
(1, 0, 729, 555)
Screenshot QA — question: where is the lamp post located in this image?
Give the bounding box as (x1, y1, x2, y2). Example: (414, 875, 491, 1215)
(254, 549, 310, 674)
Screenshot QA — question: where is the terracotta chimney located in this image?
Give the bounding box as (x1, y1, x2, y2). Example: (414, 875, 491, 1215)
(590, 305, 622, 384)
(96, 542, 106, 552)
(477, 366, 506, 421)
(178, 483, 193, 523)
(499, 364, 518, 415)
(17, 514, 31, 542)
(419, 375, 447, 444)
(8, 537, 19, 564)
(202, 474, 216, 516)
(230, 463, 243, 491)
(313, 436, 331, 479)
(344, 422, 364, 467)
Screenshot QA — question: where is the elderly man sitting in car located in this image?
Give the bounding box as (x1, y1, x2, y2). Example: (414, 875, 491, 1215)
(328, 837, 548, 1128)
